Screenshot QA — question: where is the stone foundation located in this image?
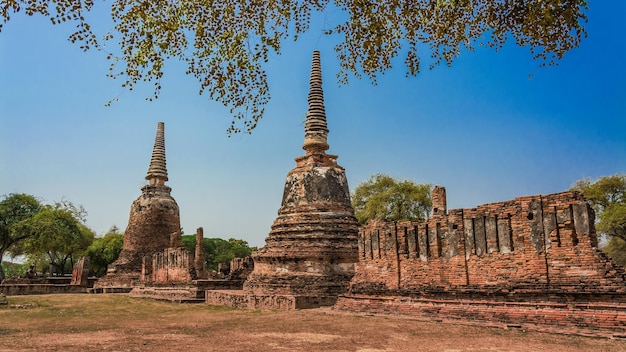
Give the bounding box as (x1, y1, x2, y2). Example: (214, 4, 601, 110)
(205, 290, 334, 310)
(334, 295, 626, 338)
(129, 286, 205, 303)
(1, 284, 89, 295)
(205, 290, 251, 309)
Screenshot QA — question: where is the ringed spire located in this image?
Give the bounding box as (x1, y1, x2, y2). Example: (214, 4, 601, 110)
(302, 50, 330, 153)
(145, 121, 168, 184)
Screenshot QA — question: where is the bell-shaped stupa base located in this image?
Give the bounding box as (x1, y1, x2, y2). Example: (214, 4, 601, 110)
(95, 123, 181, 289)
(242, 151, 359, 309)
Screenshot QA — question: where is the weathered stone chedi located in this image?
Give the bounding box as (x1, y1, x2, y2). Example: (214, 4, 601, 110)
(96, 122, 181, 288)
(239, 50, 360, 309)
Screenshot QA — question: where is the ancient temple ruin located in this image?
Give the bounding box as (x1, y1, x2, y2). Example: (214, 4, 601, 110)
(341, 187, 626, 296)
(207, 50, 360, 309)
(334, 187, 626, 337)
(95, 122, 182, 289)
(202, 51, 626, 336)
(74, 52, 626, 337)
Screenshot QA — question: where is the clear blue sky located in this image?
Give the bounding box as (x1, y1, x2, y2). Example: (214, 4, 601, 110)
(1, 3, 624, 248)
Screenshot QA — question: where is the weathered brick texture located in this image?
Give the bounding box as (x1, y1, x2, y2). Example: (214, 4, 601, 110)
(70, 257, 89, 287)
(242, 152, 359, 309)
(95, 122, 181, 288)
(334, 296, 626, 338)
(239, 51, 359, 309)
(351, 190, 625, 297)
(142, 247, 193, 284)
(340, 188, 626, 336)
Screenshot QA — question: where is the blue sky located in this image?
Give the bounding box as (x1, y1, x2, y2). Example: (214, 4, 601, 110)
(1, 3, 624, 248)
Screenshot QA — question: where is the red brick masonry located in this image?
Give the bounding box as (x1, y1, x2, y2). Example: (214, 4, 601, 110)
(334, 295, 626, 338)
(336, 189, 626, 337)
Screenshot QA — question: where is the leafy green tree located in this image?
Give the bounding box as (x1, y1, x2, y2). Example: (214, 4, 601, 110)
(0, 261, 29, 278)
(572, 174, 626, 266)
(0, 193, 42, 281)
(603, 237, 626, 267)
(86, 226, 124, 277)
(0, 1, 587, 134)
(13, 203, 95, 275)
(352, 174, 432, 224)
(181, 235, 255, 271)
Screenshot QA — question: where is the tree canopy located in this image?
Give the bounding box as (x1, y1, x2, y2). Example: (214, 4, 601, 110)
(572, 174, 626, 266)
(0, 0, 588, 134)
(13, 202, 95, 275)
(0, 193, 43, 281)
(181, 235, 256, 271)
(86, 226, 124, 277)
(352, 174, 432, 224)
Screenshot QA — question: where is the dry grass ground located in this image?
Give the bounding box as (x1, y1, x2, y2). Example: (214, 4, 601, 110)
(1, 294, 625, 351)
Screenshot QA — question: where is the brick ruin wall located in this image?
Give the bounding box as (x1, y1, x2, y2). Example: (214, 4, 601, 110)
(350, 189, 626, 300)
(335, 188, 626, 337)
(142, 247, 193, 285)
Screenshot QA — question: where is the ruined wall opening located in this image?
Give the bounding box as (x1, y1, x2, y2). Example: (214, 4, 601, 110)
(425, 224, 431, 259)
(414, 225, 420, 259)
(570, 204, 579, 246)
(553, 206, 562, 247)
(436, 223, 442, 258)
(508, 214, 514, 250)
(494, 215, 501, 252)
(403, 226, 409, 259)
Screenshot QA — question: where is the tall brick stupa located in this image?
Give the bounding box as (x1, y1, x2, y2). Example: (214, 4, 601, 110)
(242, 51, 360, 309)
(96, 122, 181, 289)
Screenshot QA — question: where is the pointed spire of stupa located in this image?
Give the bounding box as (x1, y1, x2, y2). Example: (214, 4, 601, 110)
(145, 122, 168, 184)
(302, 50, 329, 153)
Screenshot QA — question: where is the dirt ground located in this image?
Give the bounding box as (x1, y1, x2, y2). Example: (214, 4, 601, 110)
(1, 294, 625, 352)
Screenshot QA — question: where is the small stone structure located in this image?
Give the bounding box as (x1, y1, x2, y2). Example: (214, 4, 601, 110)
(1, 273, 95, 295)
(70, 257, 90, 286)
(207, 50, 359, 309)
(228, 256, 254, 279)
(334, 187, 626, 337)
(195, 227, 206, 279)
(141, 247, 194, 285)
(95, 122, 181, 289)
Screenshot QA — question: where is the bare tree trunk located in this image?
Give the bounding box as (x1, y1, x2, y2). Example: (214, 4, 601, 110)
(0, 248, 7, 282)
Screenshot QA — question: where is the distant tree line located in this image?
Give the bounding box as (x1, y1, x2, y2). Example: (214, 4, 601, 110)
(0, 193, 257, 280)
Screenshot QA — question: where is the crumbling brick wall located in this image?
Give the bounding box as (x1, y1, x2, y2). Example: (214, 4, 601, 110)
(142, 247, 193, 285)
(351, 189, 626, 299)
(227, 256, 254, 280)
